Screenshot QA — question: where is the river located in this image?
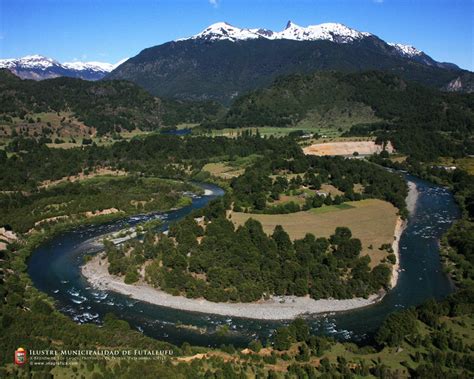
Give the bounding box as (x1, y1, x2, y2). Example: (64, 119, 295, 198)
(28, 175, 460, 347)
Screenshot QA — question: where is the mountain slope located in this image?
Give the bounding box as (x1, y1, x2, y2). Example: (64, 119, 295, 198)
(107, 21, 472, 103)
(0, 69, 223, 136)
(0, 55, 126, 81)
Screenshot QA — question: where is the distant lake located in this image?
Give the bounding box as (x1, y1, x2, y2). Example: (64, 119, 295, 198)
(160, 128, 192, 136)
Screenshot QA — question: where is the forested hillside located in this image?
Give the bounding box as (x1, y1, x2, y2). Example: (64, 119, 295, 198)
(212, 71, 474, 159)
(0, 69, 223, 136)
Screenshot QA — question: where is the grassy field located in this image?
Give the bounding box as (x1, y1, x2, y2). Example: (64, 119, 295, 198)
(202, 126, 324, 138)
(389, 154, 408, 163)
(201, 162, 245, 179)
(202, 154, 262, 179)
(437, 156, 474, 175)
(270, 194, 306, 205)
(320, 183, 344, 196)
(230, 199, 399, 266)
(39, 168, 128, 189)
(309, 203, 355, 214)
(204, 126, 374, 140)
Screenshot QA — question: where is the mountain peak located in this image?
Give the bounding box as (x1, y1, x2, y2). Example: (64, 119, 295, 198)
(285, 20, 297, 29)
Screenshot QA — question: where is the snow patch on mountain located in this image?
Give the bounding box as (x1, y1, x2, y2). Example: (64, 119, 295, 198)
(63, 61, 114, 72)
(179, 22, 261, 42)
(62, 58, 128, 72)
(181, 20, 371, 43)
(276, 21, 371, 42)
(388, 43, 423, 57)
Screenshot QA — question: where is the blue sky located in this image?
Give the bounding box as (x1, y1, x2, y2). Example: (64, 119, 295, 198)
(0, 0, 472, 70)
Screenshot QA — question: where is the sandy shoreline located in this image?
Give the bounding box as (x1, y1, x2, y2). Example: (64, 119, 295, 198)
(80, 180, 419, 320)
(82, 254, 382, 320)
(390, 180, 418, 289)
(390, 217, 405, 289)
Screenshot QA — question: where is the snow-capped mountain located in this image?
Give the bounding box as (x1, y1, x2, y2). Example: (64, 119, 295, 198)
(0, 55, 60, 70)
(182, 21, 450, 65)
(183, 21, 371, 44)
(0, 55, 127, 81)
(108, 20, 471, 102)
(178, 21, 460, 71)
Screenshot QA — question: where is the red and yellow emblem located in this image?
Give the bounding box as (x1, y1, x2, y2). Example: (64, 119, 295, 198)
(14, 347, 27, 366)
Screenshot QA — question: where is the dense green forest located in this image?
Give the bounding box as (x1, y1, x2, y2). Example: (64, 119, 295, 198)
(0, 69, 223, 135)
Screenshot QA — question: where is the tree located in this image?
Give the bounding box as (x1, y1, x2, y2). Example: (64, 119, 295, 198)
(376, 309, 418, 346)
(248, 339, 263, 353)
(289, 318, 309, 342)
(330, 227, 352, 245)
(274, 327, 293, 350)
(272, 225, 293, 253)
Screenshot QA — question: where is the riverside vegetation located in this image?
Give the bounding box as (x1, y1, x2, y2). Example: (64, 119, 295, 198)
(0, 175, 198, 233)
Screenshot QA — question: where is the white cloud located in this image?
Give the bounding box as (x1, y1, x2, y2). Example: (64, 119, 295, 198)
(209, 0, 219, 8)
